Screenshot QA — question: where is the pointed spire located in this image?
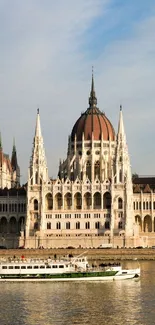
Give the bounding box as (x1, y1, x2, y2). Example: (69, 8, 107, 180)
(89, 66, 97, 107)
(35, 108, 42, 138)
(117, 105, 126, 142)
(11, 138, 18, 171)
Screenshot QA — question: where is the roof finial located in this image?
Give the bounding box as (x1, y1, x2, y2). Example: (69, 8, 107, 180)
(89, 66, 97, 107)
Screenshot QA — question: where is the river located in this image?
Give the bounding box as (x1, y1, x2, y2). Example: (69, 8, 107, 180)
(0, 260, 155, 325)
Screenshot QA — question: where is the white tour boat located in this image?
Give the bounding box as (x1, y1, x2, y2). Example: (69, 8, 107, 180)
(0, 255, 140, 282)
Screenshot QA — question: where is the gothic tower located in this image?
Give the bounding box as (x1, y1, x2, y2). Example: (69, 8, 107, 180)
(11, 138, 20, 187)
(111, 107, 133, 237)
(26, 109, 49, 241)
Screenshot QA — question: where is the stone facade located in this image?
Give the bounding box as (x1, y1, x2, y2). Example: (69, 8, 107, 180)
(0, 76, 155, 248)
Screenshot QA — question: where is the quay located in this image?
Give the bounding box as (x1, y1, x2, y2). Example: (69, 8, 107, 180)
(0, 248, 155, 261)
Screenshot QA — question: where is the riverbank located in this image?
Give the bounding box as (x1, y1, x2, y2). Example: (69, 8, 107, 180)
(0, 248, 155, 261)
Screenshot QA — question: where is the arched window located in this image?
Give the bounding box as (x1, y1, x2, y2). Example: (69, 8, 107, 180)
(105, 221, 110, 229)
(118, 198, 123, 209)
(94, 161, 100, 179)
(76, 221, 80, 229)
(45, 193, 53, 210)
(66, 222, 70, 230)
(119, 170, 122, 183)
(35, 172, 38, 184)
(95, 221, 100, 229)
(34, 199, 38, 211)
(85, 222, 90, 229)
(86, 161, 91, 181)
(118, 221, 123, 229)
(56, 222, 61, 230)
(47, 222, 51, 230)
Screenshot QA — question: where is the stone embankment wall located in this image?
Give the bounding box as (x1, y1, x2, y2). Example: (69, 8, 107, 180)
(0, 248, 155, 261)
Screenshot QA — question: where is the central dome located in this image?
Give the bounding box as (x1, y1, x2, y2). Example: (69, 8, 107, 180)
(71, 75, 115, 141)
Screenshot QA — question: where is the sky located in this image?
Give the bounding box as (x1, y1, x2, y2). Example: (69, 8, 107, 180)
(0, 0, 155, 183)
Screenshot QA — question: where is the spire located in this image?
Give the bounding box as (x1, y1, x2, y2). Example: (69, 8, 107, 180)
(117, 105, 126, 142)
(35, 108, 42, 138)
(11, 138, 18, 171)
(89, 66, 97, 107)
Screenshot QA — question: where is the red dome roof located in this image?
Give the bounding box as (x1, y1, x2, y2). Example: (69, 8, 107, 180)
(71, 107, 115, 141)
(71, 75, 115, 141)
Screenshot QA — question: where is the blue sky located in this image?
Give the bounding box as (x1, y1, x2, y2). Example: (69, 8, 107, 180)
(0, 0, 155, 182)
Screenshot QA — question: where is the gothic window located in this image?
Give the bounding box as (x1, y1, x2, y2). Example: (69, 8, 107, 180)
(143, 202, 145, 210)
(86, 161, 91, 181)
(119, 170, 122, 183)
(56, 222, 61, 230)
(85, 221, 90, 229)
(66, 222, 70, 230)
(95, 221, 100, 229)
(118, 221, 123, 229)
(47, 222, 51, 230)
(133, 202, 135, 210)
(94, 161, 100, 179)
(136, 202, 138, 210)
(76, 221, 80, 229)
(9, 217, 17, 234)
(146, 202, 148, 210)
(94, 192, 101, 209)
(103, 192, 111, 209)
(105, 221, 110, 229)
(35, 172, 38, 184)
(118, 198, 123, 209)
(34, 199, 38, 211)
(45, 193, 53, 210)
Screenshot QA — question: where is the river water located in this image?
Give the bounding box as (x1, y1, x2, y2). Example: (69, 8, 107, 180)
(0, 260, 155, 325)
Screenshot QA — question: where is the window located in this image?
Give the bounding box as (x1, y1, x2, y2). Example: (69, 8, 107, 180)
(118, 198, 123, 209)
(95, 222, 100, 229)
(118, 221, 123, 229)
(2, 266, 7, 269)
(59, 265, 64, 268)
(40, 265, 45, 269)
(27, 266, 32, 269)
(66, 222, 70, 230)
(47, 222, 51, 230)
(9, 266, 13, 269)
(34, 266, 39, 269)
(21, 266, 26, 269)
(15, 266, 20, 269)
(85, 222, 90, 229)
(76, 221, 80, 229)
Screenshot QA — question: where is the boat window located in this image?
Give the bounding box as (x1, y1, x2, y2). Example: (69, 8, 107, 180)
(66, 265, 68, 268)
(21, 266, 26, 269)
(82, 259, 85, 262)
(59, 265, 64, 268)
(122, 272, 127, 274)
(2, 266, 7, 269)
(27, 266, 32, 269)
(46, 265, 51, 269)
(15, 266, 20, 269)
(40, 265, 45, 269)
(34, 266, 39, 269)
(52, 265, 58, 268)
(9, 266, 13, 269)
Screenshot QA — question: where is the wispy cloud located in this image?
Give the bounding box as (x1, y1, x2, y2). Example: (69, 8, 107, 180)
(0, 0, 155, 181)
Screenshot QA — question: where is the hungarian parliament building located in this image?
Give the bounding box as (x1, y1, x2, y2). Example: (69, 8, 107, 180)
(0, 75, 154, 249)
